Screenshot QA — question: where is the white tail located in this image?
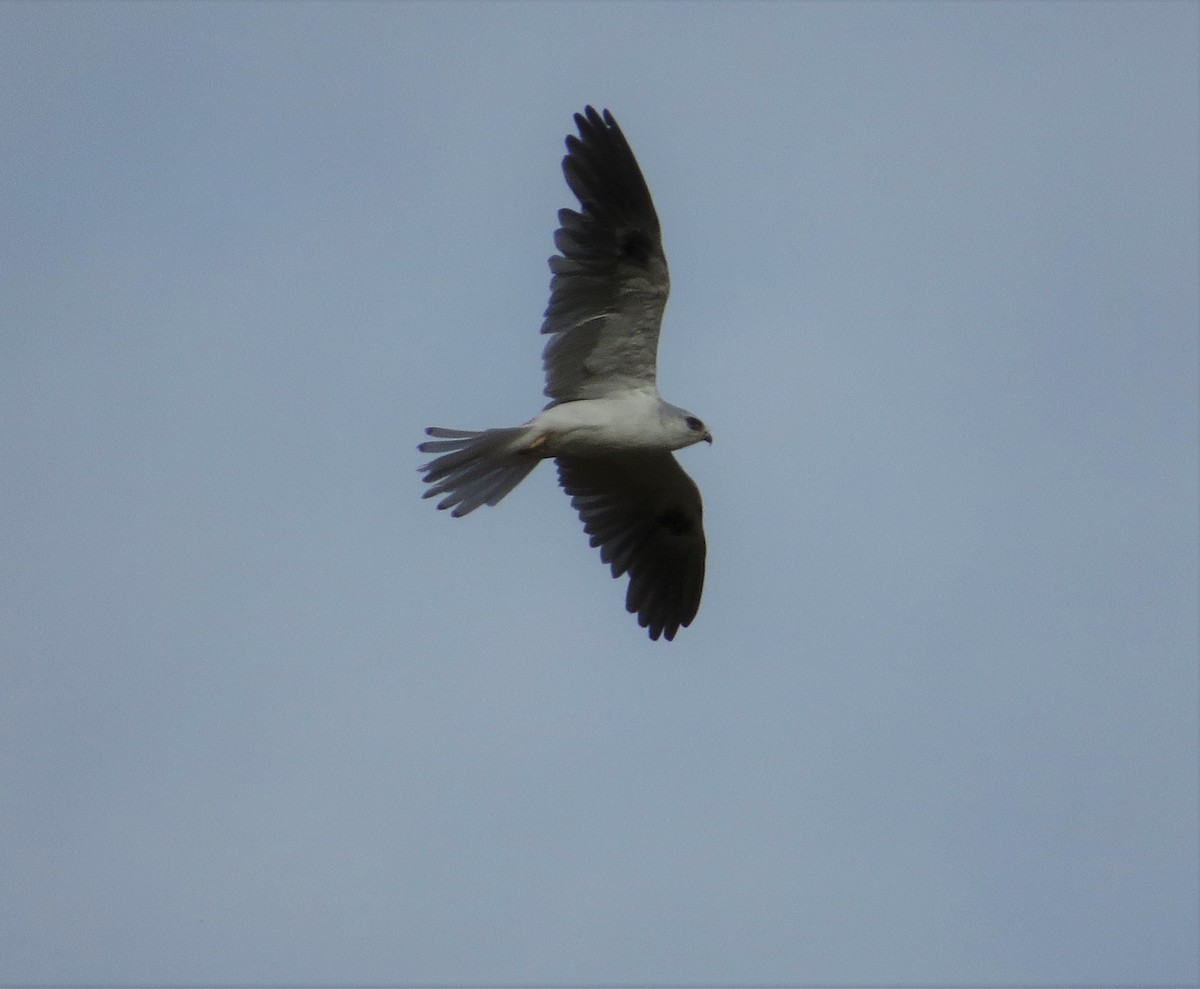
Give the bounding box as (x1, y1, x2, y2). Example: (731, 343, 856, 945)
(418, 426, 541, 517)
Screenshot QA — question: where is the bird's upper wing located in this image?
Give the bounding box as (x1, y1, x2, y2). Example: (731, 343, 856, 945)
(541, 107, 670, 404)
(556, 452, 705, 641)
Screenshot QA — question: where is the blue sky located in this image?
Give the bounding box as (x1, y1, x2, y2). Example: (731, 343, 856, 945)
(3, 2, 1197, 984)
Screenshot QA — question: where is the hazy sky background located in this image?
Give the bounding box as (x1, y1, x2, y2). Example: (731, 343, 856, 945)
(3, 2, 1197, 985)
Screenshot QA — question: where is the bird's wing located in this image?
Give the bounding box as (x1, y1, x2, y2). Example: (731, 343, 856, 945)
(541, 107, 670, 404)
(556, 452, 705, 641)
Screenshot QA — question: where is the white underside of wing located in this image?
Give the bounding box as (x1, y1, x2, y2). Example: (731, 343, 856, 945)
(541, 289, 665, 401)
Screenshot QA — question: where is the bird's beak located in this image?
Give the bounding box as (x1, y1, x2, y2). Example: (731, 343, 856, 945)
(703, 432, 713, 445)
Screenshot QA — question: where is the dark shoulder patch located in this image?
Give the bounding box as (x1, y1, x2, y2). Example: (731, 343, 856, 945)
(657, 507, 695, 536)
(617, 228, 653, 265)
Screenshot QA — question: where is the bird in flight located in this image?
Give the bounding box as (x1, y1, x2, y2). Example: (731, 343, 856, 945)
(418, 107, 710, 641)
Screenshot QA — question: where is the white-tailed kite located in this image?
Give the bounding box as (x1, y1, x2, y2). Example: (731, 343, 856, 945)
(419, 107, 710, 641)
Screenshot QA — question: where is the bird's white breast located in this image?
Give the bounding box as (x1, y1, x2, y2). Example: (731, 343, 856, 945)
(530, 391, 676, 456)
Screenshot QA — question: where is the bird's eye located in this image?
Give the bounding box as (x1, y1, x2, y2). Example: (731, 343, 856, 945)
(685, 416, 704, 432)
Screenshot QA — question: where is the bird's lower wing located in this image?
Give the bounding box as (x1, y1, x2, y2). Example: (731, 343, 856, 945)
(556, 452, 705, 641)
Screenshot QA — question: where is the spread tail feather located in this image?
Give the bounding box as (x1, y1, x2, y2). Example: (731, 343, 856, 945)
(418, 426, 541, 517)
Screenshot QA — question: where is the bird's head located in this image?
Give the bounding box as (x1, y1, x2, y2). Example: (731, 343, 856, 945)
(681, 413, 713, 448)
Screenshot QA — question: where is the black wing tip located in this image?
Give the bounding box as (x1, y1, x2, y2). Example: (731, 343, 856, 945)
(631, 600, 696, 642)
(641, 615, 690, 642)
(569, 106, 619, 143)
(559, 103, 658, 231)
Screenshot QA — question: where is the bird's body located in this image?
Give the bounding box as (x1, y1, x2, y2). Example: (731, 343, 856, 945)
(531, 391, 701, 456)
(419, 107, 710, 641)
